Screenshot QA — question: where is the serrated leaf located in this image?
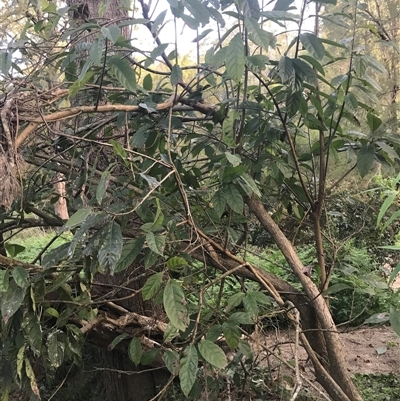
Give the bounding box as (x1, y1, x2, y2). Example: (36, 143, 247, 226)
(179, 344, 198, 397)
(128, 337, 142, 366)
(226, 33, 245, 83)
(198, 340, 227, 368)
(164, 350, 180, 375)
(163, 279, 189, 332)
(389, 308, 400, 336)
(245, 17, 274, 51)
(141, 349, 160, 365)
(243, 293, 259, 318)
(146, 232, 165, 256)
(293, 58, 317, 86)
(0, 269, 9, 292)
(98, 222, 123, 273)
(299, 33, 325, 60)
(144, 248, 158, 269)
(142, 272, 163, 300)
(225, 185, 243, 214)
(109, 57, 137, 92)
(357, 143, 375, 178)
(1, 281, 25, 321)
(109, 333, 130, 350)
(171, 64, 183, 86)
(227, 311, 254, 325)
(115, 236, 145, 273)
(96, 170, 110, 205)
(206, 325, 223, 342)
(12, 266, 29, 289)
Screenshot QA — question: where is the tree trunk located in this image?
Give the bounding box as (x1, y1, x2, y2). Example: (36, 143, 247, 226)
(64, 2, 168, 399)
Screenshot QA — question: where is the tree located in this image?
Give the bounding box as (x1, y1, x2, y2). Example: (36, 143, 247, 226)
(0, 0, 399, 400)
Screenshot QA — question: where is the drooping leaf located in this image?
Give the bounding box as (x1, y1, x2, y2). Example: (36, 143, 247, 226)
(164, 350, 180, 375)
(4, 243, 25, 258)
(143, 73, 153, 90)
(64, 208, 92, 229)
(198, 340, 227, 368)
(0, 269, 9, 292)
(101, 25, 120, 43)
(389, 263, 400, 286)
(286, 91, 302, 117)
(115, 236, 145, 273)
(163, 279, 189, 331)
(109, 57, 137, 92)
(22, 313, 42, 353)
(389, 308, 400, 336)
(243, 292, 259, 318)
(367, 112, 382, 133)
(357, 143, 375, 178)
(278, 56, 294, 83)
(151, 10, 167, 34)
(376, 191, 397, 227)
(273, 0, 295, 11)
(224, 185, 244, 214)
(47, 331, 65, 368)
(323, 283, 352, 295)
(225, 33, 245, 83)
(1, 281, 25, 322)
(142, 272, 163, 300)
(89, 37, 104, 65)
(141, 349, 160, 365)
(245, 18, 274, 51)
(299, 33, 325, 60)
(171, 64, 183, 86)
(12, 267, 29, 289)
(212, 189, 227, 217)
(96, 170, 110, 205)
(98, 221, 123, 273)
(222, 322, 240, 348)
(128, 337, 142, 366)
(179, 344, 198, 397)
(146, 232, 165, 256)
(185, 0, 210, 25)
(25, 358, 40, 397)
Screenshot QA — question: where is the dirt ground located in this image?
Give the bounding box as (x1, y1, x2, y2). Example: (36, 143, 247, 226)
(259, 325, 399, 393)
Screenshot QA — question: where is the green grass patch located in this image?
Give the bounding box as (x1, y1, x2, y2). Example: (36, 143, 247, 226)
(354, 373, 400, 401)
(5, 230, 72, 264)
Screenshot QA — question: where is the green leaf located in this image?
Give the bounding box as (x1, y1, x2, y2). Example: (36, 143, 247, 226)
(389, 263, 400, 286)
(354, 55, 368, 77)
(141, 349, 160, 365)
(64, 208, 92, 229)
(89, 37, 104, 65)
(143, 73, 153, 90)
(167, 256, 188, 270)
(146, 232, 165, 256)
(96, 170, 110, 205)
(243, 292, 259, 318)
(179, 344, 198, 397)
(101, 25, 120, 43)
(1, 281, 25, 321)
(0, 51, 12, 75)
(47, 331, 65, 368)
(44, 308, 59, 318)
(115, 236, 145, 273)
(185, 0, 210, 25)
(98, 222, 123, 274)
(286, 91, 302, 117)
(164, 350, 180, 375)
(389, 308, 400, 336)
(299, 33, 325, 60)
(163, 280, 188, 332)
(22, 313, 42, 352)
(273, 0, 295, 11)
(323, 283, 352, 295)
(151, 9, 167, 34)
(278, 56, 294, 83)
(198, 340, 227, 368)
(299, 54, 325, 75)
(110, 139, 128, 160)
(109, 57, 137, 92)
(226, 33, 245, 83)
(142, 272, 163, 300)
(4, 243, 25, 258)
(245, 17, 274, 51)
(376, 192, 397, 227)
(225, 152, 242, 167)
(222, 322, 240, 348)
(227, 292, 245, 310)
(357, 143, 375, 178)
(225, 185, 243, 214)
(109, 333, 130, 350)
(212, 189, 227, 217)
(0, 269, 9, 292)
(367, 112, 382, 133)
(144, 248, 158, 269)
(12, 266, 29, 289)
(171, 64, 183, 86)
(227, 311, 253, 325)
(128, 337, 142, 366)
